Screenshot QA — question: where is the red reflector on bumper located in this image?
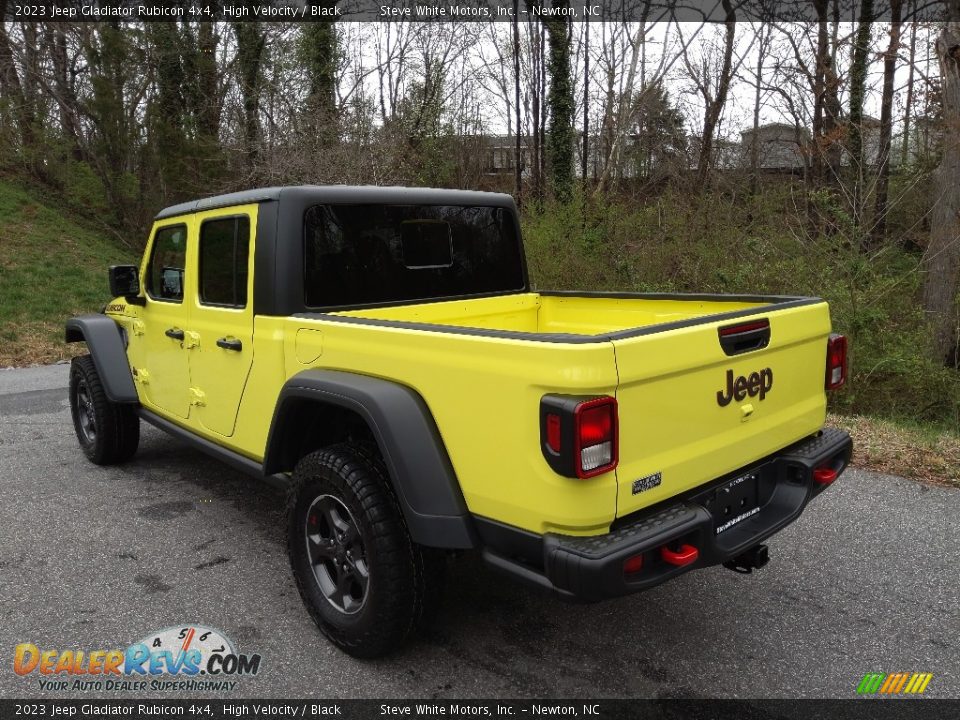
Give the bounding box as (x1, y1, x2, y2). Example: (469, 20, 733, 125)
(546, 413, 561, 453)
(814, 467, 838, 484)
(623, 554, 644, 574)
(661, 544, 699, 567)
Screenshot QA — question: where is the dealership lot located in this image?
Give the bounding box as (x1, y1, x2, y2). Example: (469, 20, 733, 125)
(1, 364, 957, 699)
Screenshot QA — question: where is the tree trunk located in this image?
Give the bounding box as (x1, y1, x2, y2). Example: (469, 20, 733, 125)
(44, 25, 83, 159)
(529, 18, 542, 207)
(544, 5, 573, 203)
(594, 16, 648, 195)
(696, 0, 736, 186)
(303, 17, 339, 143)
(900, 5, 917, 166)
(194, 23, 222, 145)
(0, 12, 38, 172)
(233, 22, 265, 169)
(513, 0, 522, 204)
(148, 23, 186, 194)
(581, 19, 589, 185)
(811, 0, 842, 188)
(870, 5, 903, 249)
(847, 0, 874, 227)
(749, 23, 768, 195)
(0, 0, 25, 115)
(922, 21, 960, 365)
(810, 2, 827, 189)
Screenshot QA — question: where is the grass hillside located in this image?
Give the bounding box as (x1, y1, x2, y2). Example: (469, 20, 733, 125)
(0, 180, 133, 367)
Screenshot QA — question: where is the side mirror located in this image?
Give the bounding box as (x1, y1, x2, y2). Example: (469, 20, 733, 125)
(109, 265, 141, 301)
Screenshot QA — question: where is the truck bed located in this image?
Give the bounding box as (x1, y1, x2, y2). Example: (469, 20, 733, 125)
(327, 291, 815, 340)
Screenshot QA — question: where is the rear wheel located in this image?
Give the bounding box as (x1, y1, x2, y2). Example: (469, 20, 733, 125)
(287, 443, 444, 658)
(69, 355, 139, 465)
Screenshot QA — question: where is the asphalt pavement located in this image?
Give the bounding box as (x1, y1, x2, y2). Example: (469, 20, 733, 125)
(0, 363, 957, 700)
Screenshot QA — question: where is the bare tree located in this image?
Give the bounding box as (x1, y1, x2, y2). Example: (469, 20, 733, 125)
(870, 4, 904, 248)
(746, 21, 774, 193)
(847, 0, 874, 228)
(922, 14, 960, 365)
(581, 18, 589, 185)
(900, 11, 919, 166)
(594, 15, 700, 194)
(0, 12, 38, 172)
(681, 0, 738, 186)
(513, 3, 522, 201)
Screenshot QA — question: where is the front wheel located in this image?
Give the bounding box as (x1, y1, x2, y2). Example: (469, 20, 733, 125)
(287, 443, 442, 658)
(69, 354, 139, 465)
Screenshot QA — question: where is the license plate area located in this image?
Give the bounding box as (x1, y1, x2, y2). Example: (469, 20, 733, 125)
(702, 471, 761, 535)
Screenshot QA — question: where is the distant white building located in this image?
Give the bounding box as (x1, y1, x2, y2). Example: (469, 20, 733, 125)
(686, 136, 741, 171)
(740, 123, 810, 172)
(482, 135, 531, 176)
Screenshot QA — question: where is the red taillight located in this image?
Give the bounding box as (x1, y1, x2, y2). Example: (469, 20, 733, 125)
(574, 397, 618, 478)
(540, 394, 618, 478)
(826, 334, 847, 390)
(546, 413, 561, 453)
(578, 404, 612, 446)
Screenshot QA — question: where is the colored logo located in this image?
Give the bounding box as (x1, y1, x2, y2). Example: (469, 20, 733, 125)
(857, 672, 933, 695)
(12, 625, 261, 693)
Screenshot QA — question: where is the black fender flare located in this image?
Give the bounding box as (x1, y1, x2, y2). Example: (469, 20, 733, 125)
(65, 315, 138, 404)
(264, 369, 477, 549)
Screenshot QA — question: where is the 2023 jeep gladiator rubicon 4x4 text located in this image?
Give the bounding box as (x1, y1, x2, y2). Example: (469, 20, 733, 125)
(66, 186, 852, 657)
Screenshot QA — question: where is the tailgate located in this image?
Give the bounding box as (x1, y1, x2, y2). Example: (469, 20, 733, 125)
(612, 301, 832, 518)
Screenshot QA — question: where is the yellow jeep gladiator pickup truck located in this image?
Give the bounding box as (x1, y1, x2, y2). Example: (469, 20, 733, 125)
(66, 186, 852, 657)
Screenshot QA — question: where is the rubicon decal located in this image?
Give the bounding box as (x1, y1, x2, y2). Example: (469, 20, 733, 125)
(857, 672, 933, 696)
(716, 368, 774, 407)
(12, 625, 261, 693)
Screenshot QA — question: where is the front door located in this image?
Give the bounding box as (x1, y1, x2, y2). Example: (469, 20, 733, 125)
(136, 222, 192, 419)
(184, 205, 257, 438)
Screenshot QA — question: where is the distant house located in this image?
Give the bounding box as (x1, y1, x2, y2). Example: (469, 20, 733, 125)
(740, 123, 810, 172)
(482, 135, 530, 176)
(686, 136, 741, 171)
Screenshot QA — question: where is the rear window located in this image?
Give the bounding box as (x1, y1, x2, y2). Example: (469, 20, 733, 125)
(303, 204, 524, 308)
(199, 215, 250, 307)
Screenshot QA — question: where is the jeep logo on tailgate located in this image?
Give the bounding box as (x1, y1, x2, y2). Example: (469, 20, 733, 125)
(717, 368, 773, 407)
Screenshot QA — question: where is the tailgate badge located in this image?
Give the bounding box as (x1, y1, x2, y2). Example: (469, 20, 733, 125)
(632, 471, 662, 495)
(717, 368, 773, 407)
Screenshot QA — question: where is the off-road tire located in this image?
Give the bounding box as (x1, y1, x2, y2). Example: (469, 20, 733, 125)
(69, 354, 140, 465)
(287, 443, 444, 658)
(349, 441, 447, 631)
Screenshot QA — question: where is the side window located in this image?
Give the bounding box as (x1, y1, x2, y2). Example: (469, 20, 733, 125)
(199, 216, 250, 307)
(147, 225, 188, 302)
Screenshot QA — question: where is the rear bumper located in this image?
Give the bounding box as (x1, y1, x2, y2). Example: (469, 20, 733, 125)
(480, 427, 852, 602)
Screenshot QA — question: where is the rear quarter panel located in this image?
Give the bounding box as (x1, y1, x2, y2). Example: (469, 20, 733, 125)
(285, 317, 620, 535)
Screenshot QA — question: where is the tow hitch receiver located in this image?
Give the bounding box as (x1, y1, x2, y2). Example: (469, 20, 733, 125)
(723, 544, 769, 574)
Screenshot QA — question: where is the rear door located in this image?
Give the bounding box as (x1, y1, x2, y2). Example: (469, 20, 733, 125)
(612, 302, 833, 518)
(184, 205, 257, 438)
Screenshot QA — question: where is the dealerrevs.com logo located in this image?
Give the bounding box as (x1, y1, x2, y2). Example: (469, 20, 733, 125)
(13, 625, 261, 693)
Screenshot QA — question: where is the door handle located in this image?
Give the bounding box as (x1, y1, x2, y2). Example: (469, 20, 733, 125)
(216, 337, 243, 352)
(165, 327, 185, 341)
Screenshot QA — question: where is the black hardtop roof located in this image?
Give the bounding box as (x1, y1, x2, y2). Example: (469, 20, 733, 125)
(154, 185, 517, 221)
